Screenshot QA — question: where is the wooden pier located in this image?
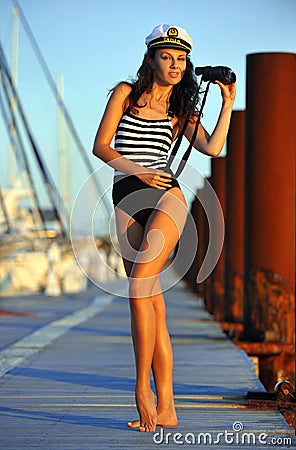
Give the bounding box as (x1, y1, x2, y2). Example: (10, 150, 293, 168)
(0, 279, 294, 449)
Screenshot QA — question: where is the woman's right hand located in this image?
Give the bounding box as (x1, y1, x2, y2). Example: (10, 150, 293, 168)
(135, 168, 172, 190)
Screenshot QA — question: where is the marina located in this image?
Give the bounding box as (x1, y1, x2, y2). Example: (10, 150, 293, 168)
(0, 2, 295, 448)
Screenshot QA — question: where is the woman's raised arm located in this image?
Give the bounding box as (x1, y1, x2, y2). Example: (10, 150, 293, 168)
(184, 80, 236, 157)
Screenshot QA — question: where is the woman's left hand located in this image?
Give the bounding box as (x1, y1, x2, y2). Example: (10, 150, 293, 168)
(215, 79, 236, 104)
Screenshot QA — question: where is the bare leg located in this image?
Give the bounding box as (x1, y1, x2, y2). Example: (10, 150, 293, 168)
(151, 288, 178, 426)
(128, 287, 177, 428)
(115, 210, 157, 432)
(115, 188, 187, 431)
(129, 293, 157, 432)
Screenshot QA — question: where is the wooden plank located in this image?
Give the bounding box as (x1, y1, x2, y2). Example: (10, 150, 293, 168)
(0, 280, 294, 449)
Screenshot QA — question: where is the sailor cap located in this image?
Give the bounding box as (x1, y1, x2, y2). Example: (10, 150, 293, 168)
(145, 24, 193, 53)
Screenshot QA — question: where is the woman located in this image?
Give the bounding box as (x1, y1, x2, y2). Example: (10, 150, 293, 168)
(93, 24, 236, 432)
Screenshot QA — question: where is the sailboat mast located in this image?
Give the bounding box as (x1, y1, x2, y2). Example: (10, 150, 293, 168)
(8, 5, 19, 187)
(0, 41, 69, 239)
(57, 73, 72, 215)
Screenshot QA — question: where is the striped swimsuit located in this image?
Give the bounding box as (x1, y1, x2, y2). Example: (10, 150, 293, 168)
(112, 110, 180, 227)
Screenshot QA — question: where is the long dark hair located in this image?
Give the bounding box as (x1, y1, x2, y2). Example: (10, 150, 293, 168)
(110, 48, 200, 123)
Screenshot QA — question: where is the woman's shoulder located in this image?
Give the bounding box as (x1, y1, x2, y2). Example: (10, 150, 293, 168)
(110, 82, 132, 112)
(112, 82, 133, 98)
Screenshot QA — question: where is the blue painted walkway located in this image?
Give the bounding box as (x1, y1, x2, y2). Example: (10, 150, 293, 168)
(0, 278, 294, 449)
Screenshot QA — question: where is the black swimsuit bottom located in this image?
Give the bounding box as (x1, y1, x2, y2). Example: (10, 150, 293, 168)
(112, 171, 180, 228)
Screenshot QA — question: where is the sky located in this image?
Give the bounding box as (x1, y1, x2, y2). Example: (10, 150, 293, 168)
(0, 0, 296, 234)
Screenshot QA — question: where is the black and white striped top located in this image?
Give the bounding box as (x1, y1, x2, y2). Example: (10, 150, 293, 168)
(114, 111, 173, 176)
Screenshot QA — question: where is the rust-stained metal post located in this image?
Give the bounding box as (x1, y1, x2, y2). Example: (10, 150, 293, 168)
(242, 52, 296, 390)
(183, 195, 199, 291)
(225, 110, 245, 323)
(196, 185, 211, 310)
(210, 157, 226, 321)
(182, 186, 210, 303)
(196, 189, 206, 294)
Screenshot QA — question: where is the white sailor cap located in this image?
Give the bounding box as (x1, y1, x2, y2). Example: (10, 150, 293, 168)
(145, 24, 193, 53)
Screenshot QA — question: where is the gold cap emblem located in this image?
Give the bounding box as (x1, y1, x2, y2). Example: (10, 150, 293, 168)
(167, 27, 178, 37)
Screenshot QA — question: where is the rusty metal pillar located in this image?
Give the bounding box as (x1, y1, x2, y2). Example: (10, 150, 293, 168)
(182, 186, 210, 304)
(242, 52, 296, 391)
(210, 157, 226, 321)
(225, 110, 245, 324)
(183, 195, 199, 291)
(196, 188, 206, 296)
(196, 185, 211, 310)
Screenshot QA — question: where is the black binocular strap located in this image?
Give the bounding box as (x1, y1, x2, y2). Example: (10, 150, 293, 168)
(167, 81, 211, 178)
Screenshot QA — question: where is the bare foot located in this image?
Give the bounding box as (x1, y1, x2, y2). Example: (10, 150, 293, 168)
(128, 405, 178, 429)
(132, 388, 157, 432)
(157, 407, 178, 427)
